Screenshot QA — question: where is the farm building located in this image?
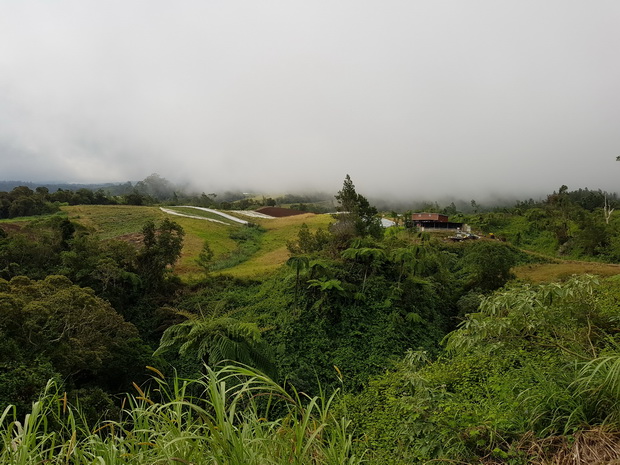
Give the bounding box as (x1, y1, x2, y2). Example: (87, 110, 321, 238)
(412, 212, 468, 231)
(412, 213, 448, 223)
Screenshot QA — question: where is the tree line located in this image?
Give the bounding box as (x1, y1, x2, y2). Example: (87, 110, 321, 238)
(0, 173, 336, 219)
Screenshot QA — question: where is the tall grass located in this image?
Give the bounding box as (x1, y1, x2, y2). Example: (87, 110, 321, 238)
(0, 365, 363, 464)
(573, 353, 620, 426)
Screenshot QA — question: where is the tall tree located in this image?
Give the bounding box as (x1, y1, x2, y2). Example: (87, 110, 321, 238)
(333, 174, 382, 240)
(196, 240, 214, 275)
(335, 174, 359, 214)
(286, 256, 310, 307)
(136, 219, 185, 291)
(0, 275, 145, 394)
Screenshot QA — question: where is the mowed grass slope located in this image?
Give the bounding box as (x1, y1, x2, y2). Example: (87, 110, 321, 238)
(63, 205, 238, 275)
(63, 205, 166, 239)
(62, 205, 334, 279)
(171, 211, 333, 279)
(224, 213, 334, 278)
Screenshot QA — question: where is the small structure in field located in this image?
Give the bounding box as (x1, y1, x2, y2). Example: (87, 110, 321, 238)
(412, 212, 468, 232)
(255, 206, 309, 218)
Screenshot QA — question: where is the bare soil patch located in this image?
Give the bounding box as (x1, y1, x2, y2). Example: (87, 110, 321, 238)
(255, 207, 310, 218)
(0, 223, 24, 234)
(112, 232, 144, 246)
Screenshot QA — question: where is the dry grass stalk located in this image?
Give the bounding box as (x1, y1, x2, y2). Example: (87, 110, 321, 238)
(516, 428, 620, 465)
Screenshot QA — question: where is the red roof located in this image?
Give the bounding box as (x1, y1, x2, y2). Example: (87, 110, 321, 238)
(412, 213, 448, 222)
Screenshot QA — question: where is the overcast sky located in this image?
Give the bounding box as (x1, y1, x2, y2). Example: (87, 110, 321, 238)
(1, 1, 619, 199)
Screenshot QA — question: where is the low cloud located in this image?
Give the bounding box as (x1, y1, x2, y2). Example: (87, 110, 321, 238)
(1, 1, 619, 200)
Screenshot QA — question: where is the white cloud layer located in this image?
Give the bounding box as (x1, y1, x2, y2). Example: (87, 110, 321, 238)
(1, 1, 619, 199)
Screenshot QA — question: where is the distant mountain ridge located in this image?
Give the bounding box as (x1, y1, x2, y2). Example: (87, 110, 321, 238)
(0, 180, 131, 192)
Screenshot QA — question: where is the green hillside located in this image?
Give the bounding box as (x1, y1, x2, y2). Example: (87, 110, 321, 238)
(61, 205, 333, 279)
(63, 205, 166, 239)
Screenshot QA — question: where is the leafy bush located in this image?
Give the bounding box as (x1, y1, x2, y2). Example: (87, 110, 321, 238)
(210, 225, 264, 271)
(345, 275, 620, 464)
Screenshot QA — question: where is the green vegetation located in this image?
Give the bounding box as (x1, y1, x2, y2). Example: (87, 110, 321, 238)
(462, 186, 620, 262)
(2, 177, 620, 463)
(63, 205, 165, 239)
(218, 213, 332, 279)
(209, 225, 265, 271)
(0, 366, 361, 465)
(514, 260, 620, 283)
(0, 275, 147, 417)
(345, 275, 620, 464)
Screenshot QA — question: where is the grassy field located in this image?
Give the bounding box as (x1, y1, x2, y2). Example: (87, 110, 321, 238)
(63, 205, 166, 239)
(513, 261, 620, 283)
(164, 216, 239, 277)
(224, 213, 333, 278)
(179, 212, 333, 279)
(176, 212, 333, 279)
(61, 205, 334, 280)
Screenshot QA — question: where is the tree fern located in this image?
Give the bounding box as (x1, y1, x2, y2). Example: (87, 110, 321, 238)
(154, 311, 277, 378)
